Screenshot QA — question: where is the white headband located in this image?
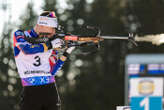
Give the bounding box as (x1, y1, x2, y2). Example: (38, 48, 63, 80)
(37, 16, 58, 28)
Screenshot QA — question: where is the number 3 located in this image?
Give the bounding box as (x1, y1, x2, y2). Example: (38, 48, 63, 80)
(33, 56, 41, 66)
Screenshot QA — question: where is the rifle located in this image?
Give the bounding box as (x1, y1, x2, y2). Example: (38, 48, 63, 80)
(24, 26, 137, 50)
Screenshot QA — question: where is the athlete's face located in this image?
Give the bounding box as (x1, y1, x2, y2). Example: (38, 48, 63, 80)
(35, 24, 56, 38)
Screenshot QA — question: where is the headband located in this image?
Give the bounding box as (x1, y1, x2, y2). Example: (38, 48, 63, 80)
(37, 16, 58, 28)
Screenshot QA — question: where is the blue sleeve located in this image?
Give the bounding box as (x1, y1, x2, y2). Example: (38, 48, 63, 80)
(14, 30, 48, 54)
(19, 43, 45, 54)
(51, 59, 65, 75)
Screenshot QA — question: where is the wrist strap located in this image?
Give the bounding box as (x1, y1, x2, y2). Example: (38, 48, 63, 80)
(63, 51, 69, 57)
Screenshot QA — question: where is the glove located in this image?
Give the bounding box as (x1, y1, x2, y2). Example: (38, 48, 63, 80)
(51, 38, 64, 49)
(66, 46, 75, 54)
(63, 46, 75, 57)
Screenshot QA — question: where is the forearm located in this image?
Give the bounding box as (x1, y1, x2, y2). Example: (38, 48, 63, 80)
(51, 56, 66, 75)
(50, 46, 75, 75)
(18, 43, 49, 54)
(14, 30, 52, 54)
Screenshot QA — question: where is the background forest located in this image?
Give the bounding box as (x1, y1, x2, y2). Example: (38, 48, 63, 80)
(0, 0, 164, 110)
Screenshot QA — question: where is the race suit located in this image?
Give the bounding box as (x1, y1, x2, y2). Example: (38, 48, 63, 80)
(13, 29, 64, 86)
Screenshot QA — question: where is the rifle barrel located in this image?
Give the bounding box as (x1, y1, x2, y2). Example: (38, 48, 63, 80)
(100, 36, 129, 40)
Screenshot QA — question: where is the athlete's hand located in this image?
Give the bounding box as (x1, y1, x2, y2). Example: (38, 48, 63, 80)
(66, 46, 75, 54)
(62, 46, 76, 58)
(51, 38, 64, 49)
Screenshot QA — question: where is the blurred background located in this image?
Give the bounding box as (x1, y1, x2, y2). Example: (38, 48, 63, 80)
(0, 0, 164, 110)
